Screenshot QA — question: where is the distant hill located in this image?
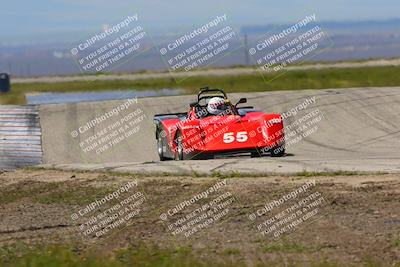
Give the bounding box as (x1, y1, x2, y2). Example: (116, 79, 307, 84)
(241, 18, 400, 34)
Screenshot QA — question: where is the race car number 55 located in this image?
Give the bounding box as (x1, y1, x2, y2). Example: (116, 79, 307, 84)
(223, 132, 248, 143)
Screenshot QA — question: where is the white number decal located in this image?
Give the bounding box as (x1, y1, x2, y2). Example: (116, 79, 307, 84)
(223, 132, 235, 143)
(223, 132, 248, 143)
(236, 131, 248, 142)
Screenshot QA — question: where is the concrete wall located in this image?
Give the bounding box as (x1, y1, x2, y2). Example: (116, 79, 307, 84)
(39, 87, 400, 165)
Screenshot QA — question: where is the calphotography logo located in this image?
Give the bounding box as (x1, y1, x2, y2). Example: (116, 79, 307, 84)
(70, 180, 148, 239)
(70, 14, 149, 76)
(69, 98, 148, 155)
(158, 14, 241, 81)
(248, 13, 334, 82)
(248, 180, 331, 240)
(159, 180, 238, 238)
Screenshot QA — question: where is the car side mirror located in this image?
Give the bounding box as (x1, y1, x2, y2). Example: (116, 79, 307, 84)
(235, 98, 247, 107)
(190, 102, 198, 108)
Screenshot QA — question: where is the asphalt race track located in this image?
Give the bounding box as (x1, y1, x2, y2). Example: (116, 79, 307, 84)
(38, 87, 400, 174)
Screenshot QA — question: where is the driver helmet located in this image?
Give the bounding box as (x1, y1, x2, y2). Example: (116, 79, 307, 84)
(207, 97, 229, 115)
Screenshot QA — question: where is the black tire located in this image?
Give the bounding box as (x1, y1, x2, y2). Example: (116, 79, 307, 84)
(157, 135, 167, 161)
(174, 131, 185, 160)
(271, 146, 285, 157)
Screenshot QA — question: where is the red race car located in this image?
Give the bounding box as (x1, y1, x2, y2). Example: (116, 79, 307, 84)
(154, 87, 285, 160)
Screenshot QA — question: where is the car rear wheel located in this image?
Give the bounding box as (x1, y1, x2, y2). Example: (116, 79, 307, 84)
(271, 146, 285, 157)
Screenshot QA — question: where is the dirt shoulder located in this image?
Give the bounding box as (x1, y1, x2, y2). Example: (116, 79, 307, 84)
(0, 169, 399, 266)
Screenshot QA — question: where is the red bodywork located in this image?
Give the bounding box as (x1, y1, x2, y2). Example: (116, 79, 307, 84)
(157, 106, 285, 159)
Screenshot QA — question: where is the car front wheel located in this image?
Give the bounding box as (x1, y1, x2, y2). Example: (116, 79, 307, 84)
(157, 135, 167, 161)
(174, 131, 185, 160)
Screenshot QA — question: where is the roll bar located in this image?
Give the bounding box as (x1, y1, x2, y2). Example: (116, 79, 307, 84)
(197, 87, 227, 102)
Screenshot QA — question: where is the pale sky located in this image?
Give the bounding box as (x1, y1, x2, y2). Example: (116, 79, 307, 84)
(0, 0, 399, 40)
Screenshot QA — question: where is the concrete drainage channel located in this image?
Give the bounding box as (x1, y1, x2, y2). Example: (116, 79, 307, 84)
(0, 105, 43, 170)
